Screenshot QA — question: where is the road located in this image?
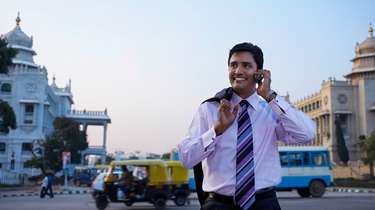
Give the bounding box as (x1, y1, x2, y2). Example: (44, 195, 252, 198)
(0, 191, 375, 210)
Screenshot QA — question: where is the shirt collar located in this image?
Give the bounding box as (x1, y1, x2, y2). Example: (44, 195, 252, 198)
(232, 91, 260, 111)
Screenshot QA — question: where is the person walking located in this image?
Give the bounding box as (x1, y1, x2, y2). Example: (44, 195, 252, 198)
(46, 173, 54, 198)
(178, 42, 316, 210)
(37, 175, 49, 198)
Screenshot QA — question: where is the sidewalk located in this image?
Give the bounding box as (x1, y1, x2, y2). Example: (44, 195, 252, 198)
(0, 185, 91, 198)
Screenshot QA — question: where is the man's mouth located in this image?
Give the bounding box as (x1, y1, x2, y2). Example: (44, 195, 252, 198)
(234, 77, 246, 81)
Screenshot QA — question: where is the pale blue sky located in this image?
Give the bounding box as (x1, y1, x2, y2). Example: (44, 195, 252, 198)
(1, 0, 374, 155)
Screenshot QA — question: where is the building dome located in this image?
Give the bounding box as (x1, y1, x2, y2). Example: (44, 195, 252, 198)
(355, 23, 375, 55)
(3, 14, 33, 48)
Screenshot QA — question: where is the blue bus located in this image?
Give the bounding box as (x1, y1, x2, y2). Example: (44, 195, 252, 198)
(276, 146, 333, 197)
(171, 146, 332, 196)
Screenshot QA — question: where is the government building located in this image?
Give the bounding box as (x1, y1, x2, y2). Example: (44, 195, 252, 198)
(292, 23, 375, 164)
(0, 14, 111, 178)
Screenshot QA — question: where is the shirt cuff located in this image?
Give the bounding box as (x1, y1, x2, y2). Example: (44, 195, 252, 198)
(268, 95, 290, 116)
(202, 127, 218, 149)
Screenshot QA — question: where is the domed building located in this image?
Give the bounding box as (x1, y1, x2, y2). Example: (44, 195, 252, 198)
(292, 23, 375, 164)
(0, 14, 111, 178)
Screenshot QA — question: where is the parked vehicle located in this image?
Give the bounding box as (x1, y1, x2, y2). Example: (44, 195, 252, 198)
(93, 159, 189, 210)
(72, 166, 98, 187)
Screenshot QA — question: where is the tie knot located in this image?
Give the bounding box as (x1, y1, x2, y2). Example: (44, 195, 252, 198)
(239, 100, 250, 108)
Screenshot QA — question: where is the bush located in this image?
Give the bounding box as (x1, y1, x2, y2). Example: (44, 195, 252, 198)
(334, 178, 375, 188)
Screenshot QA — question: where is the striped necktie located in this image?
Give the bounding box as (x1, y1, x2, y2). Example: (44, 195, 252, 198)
(235, 100, 255, 209)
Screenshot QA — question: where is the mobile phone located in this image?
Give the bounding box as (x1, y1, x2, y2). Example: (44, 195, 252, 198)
(254, 70, 263, 84)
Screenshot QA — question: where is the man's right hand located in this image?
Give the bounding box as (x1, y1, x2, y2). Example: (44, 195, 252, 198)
(214, 99, 239, 136)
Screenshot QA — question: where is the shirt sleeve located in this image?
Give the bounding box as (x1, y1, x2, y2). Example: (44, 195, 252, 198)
(177, 103, 220, 168)
(268, 95, 316, 144)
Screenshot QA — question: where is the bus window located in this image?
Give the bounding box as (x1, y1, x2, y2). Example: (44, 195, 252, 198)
(303, 152, 309, 165)
(311, 152, 327, 166)
(279, 152, 288, 166)
(289, 152, 303, 166)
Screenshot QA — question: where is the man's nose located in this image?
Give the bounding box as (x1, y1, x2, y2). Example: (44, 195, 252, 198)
(234, 66, 243, 73)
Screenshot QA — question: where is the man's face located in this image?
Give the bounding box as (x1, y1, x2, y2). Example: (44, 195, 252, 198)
(228, 51, 257, 98)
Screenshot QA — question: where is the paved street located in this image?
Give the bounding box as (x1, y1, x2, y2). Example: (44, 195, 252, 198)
(1, 187, 375, 210)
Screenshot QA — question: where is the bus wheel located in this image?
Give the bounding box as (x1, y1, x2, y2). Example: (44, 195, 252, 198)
(297, 188, 310, 197)
(75, 180, 81, 187)
(154, 198, 166, 210)
(309, 180, 325, 197)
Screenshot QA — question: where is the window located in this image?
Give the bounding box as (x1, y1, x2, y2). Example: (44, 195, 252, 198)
(1, 83, 11, 93)
(22, 143, 32, 151)
(289, 152, 303, 166)
(24, 104, 34, 124)
(0, 143, 5, 153)
(279, 152, 288, 165)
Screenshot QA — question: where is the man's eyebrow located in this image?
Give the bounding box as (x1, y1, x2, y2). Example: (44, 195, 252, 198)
(241, 62, 252, 65)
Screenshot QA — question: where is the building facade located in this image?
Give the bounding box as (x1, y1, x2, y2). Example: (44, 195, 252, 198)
(0, 14, 111, 177)
(292, 24, 375, 163)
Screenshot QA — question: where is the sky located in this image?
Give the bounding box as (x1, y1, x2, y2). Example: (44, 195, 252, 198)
(1, 0, 374, 156)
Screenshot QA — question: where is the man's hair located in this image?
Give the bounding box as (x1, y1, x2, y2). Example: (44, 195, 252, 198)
(228, 42, 264, 70)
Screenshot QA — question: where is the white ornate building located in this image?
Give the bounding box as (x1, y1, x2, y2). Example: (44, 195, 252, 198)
(292, 23, 375, 163)
(0, 14, 111, 177)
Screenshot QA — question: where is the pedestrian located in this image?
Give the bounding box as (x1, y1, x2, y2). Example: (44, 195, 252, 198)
(37, 175, 49, 198)
(177, 42, 316, 210)
(46, 173, 54, 198)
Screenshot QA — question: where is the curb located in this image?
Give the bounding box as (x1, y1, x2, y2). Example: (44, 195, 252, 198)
(326, 187, 375, 193)
(0, 189, 91, 198)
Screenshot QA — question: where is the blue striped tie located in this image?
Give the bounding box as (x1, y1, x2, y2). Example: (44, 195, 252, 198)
(235, 100, 255, 209)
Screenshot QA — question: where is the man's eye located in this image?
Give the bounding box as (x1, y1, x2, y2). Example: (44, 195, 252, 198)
(244, 64, 251, 68)
(230, 63, 237, 68)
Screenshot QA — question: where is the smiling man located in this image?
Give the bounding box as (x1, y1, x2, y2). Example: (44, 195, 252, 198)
(178, 42, 316, 210)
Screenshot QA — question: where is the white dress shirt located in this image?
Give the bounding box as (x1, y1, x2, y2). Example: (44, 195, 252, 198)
(177, 91, 316, 196)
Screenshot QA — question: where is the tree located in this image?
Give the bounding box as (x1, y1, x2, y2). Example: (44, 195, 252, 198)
(0, 99, 17, 133)
(25, 117, 88, 173)
(360, 131, 375, 180)
(0, 38, 18, 133)
(335, 116, 349, 164)
(0, 37, 18, 74)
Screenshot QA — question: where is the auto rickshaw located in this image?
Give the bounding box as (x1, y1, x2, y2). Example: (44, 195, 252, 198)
(165, 161, 190, 206)
(93, 159, 172, 210)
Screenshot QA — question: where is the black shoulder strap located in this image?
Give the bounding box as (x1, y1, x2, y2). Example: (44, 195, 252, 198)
(194, 87, 233, 206)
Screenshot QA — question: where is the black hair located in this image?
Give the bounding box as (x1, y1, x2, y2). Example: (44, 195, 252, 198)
(228, 42, 264, 70)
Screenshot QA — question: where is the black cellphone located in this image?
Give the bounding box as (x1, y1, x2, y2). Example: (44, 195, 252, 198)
(254, 70, 263, 84)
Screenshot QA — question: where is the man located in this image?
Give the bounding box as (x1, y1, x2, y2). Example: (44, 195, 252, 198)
(177, 42, 315, 210)
(46, 173, 54, 198)
(117, 166, 133, 196)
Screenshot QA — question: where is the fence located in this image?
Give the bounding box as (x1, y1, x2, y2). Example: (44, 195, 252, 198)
(0, 176, 20, 185)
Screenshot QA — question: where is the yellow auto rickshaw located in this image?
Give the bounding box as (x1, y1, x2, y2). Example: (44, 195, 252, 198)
(165, 161, 190, 206)
(93, 159, 172, 210)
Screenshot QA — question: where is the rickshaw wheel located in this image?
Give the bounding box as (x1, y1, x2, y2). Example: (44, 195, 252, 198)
(124, 201, 133, 206)
(174, 195, 186, 206)
(95, 200, 108, 210)
(154, 198, 166, 209)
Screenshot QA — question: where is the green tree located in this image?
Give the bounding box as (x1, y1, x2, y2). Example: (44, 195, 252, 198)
(0, 38, 18, 133)
(360, 131, 375, 180)
(25, 117, 88, 172)
(0, 99, 17, 133)
(335, 116, 349, 164)
(0, 37, 18, 74)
